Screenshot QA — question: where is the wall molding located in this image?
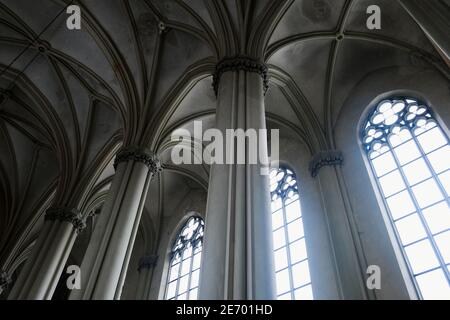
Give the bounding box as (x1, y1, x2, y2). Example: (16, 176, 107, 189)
(138, 255, 158, 272)
(309, 150, 343, 177)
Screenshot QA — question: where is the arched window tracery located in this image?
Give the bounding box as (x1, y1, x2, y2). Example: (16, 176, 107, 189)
(164, 216, 204, 300)
(270, 167, 313, 300)
(362, 97, 450, 299)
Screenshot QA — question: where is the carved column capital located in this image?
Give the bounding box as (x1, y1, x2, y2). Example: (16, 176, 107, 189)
(309, 150, 343, 177)
(44, 208, 86, 234)
(114, 146, 162, 174)
(138, 255, 158, 272)
(212, 55, 269, 96)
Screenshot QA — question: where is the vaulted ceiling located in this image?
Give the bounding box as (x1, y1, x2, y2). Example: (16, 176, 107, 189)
(0, 0, 447, 267)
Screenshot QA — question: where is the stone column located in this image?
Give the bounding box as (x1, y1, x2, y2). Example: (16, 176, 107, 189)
(198, 56, 276, 300)
(8, 208, 85, 300)
(399, 0, 450, 61)
(135, 255, 158, 299)
(309, 150, 370, 299)
(69, 147, 161, 300)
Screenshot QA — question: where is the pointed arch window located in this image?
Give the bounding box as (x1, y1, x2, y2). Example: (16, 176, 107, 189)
(164, 216, 204, 300)
(270, 167, 313, 300)
(362, 97, 450, 299)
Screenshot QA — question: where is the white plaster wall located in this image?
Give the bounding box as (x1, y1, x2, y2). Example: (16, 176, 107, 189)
(145, 188, 206, 300)
(334, 65, 450, 299)
(120, 64, 450, 300)
(127, 133, 343, 300)
(277, 135, 342, 299)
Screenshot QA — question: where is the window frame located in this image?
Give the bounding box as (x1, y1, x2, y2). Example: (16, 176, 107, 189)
(270, 165, 314, 300)
(361, 96, 450, 299)
(164, 215, 204, 300)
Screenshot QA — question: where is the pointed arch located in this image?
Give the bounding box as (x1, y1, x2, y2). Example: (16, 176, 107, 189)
(164, 215, 204, 300)
(361, 96, 450, 299)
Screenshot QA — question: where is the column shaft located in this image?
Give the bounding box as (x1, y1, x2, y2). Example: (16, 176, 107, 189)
(311, 152, 369, 299)
(69, 147, 160, 300)
(199, 61, 275, 299)
(8, 209, 84, 300)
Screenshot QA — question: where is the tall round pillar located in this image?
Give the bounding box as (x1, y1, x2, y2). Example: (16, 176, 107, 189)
(69, 147, 161, 300)
(310, 150, 370, 299)
(8, 208, 85, 300)
(199, 56, 276, 300)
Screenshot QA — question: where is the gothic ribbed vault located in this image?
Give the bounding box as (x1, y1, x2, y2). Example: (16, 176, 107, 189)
(0, 0, 448, 298)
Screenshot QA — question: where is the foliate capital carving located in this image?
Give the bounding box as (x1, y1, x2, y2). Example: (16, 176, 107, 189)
(309, 150, 343, 177)
(212, 55, 269, 96)
(114, 146, 162, 174)
(138, 255, 158, 271)
(44, 208, 86, 233)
